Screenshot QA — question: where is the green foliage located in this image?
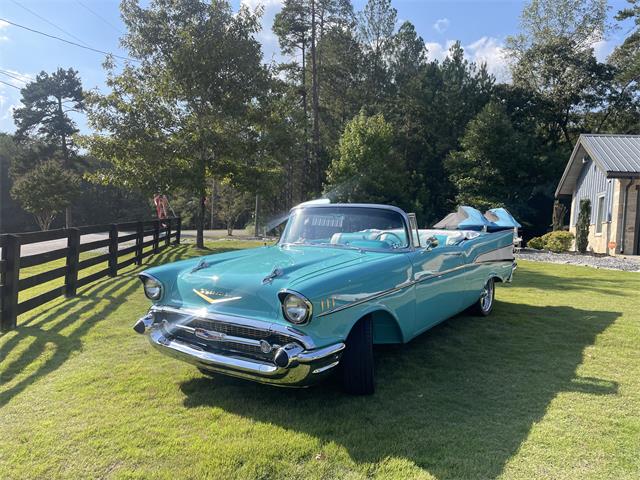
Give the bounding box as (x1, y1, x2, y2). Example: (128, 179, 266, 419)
(576, 199, 591, 253)
(543, 230, 575, 253)
(325, 111, 405, 204)
(446, 100, 531, 214)
(10, 160, 80, 230)
(528, 231, 575, 252)
(13, 68, 84, 159)
(527, 236, 545, 250)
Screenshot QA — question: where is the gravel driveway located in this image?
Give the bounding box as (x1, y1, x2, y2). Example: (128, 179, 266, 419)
(516, 249, 640, 272)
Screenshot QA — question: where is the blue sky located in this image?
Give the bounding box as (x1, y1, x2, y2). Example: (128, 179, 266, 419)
(0, 0, 633, 134)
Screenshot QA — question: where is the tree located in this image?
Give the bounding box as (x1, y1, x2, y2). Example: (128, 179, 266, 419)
(273, 0, 354, 193)
(446, 100, 533, 214)
(325, 111, 406, 205)
(12, 67, 84, 227)
(505, 0, 615, 145)
(11, 160, 80, 231)
(215, 180, 252, 236)
(357, 0, 397, 101)
(576, 198, 591, 253)
(88, 0, 267, 248)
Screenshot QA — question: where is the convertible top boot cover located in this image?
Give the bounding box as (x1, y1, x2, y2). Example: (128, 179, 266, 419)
(433, 206, 520, 232)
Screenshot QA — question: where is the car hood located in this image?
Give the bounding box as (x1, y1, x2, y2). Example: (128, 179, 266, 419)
(160, 245, 380, 322)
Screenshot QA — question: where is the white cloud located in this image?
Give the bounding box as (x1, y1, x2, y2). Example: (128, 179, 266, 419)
(0, 20, 9, 29)
(433, 18, 450, 34)
(466, 37, 509, 81)
(241, 0, 283, 9)
(591, 39, 614, 62)
(240, 0, 284, 63)
(425, 37, 510, 82)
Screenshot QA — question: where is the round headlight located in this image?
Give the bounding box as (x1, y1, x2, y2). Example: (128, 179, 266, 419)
(282, 293, 311, 324)
(142, 276, 162, 300)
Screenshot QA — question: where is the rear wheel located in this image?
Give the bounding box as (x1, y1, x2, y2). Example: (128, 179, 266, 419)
(341, 316, 375, 395)
(471, 278, 495, 316)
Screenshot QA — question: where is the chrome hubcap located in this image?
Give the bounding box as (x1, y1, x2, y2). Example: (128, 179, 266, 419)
(480, 280, 494, 311)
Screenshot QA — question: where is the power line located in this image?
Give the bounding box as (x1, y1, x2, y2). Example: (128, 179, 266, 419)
(10, 0, 92, 48)
(0, 79, 21, 90)
(0, 68, 31, 82)
(75, 1, 124, 35)
(0, 18, 140, 63)
(0, 70, 28, 84)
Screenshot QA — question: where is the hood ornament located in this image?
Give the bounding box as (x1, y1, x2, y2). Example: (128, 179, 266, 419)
(191, 258, 210, 273)
(262, 266, 283, 285)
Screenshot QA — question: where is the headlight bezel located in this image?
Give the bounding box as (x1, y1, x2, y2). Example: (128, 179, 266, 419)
(278, 289, 313, 325)
(140, 273, 163, 301)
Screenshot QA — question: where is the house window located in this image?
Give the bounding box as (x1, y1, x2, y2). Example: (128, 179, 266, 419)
(595, 194, 605, 234)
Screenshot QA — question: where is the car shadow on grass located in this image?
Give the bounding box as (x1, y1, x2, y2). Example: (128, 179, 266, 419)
(180, 301, 619, 480)
(0, 244, 192, 408)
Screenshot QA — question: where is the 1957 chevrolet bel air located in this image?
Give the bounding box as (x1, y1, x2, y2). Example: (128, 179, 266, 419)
(134, 202, 519, 395)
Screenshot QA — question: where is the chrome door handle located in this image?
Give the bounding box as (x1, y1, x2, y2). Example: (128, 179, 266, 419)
(443, 251, 463, 256)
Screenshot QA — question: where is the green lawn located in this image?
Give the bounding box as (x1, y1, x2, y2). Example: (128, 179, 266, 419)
(1, 242, 639, 479)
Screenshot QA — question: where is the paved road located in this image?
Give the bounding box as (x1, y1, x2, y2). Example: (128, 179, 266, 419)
(0, 232, 139, 258)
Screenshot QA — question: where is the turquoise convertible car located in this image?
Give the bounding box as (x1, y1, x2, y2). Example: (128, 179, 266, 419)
(134, 202, 518, 395)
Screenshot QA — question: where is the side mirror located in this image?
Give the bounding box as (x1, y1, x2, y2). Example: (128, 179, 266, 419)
(423, 236, 439, 251)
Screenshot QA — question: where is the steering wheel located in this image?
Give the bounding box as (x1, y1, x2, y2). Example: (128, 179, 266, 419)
(374, 231, 404, 246)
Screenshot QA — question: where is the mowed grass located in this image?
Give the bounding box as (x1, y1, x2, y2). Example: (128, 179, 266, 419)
(1, 242, 639, 479)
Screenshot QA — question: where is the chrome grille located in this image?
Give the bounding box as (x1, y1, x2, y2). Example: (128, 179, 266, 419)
(155, 311, 300, 362)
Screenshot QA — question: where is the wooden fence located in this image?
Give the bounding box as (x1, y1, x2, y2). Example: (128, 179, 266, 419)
(0, 217, 181, 332)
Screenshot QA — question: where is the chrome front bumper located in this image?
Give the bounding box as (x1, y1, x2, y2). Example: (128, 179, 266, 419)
(135, 306, 345, 387)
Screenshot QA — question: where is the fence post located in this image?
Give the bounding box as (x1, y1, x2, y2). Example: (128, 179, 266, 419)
(108, 224, 118, 277)
(136, 221, 144, 266)
(165, 218, 171, 248)
(153, 220, 160, 254)
(1, 235, 20, 332)
(65, 228, 80, 297)
(175, 217, 181, 245)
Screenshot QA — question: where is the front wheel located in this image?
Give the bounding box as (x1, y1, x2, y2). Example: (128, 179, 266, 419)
(341, 317, 375, 395)
(470, 278, 495, 316)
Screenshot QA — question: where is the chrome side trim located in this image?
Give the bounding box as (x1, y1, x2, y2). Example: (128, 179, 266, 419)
(148, 305, 317, 349)
(316, 248, 515, 318)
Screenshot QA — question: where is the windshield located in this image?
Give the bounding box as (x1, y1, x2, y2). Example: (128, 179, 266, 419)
(280, 206, 410, 250)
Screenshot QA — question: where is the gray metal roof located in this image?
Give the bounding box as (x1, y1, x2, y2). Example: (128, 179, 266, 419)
(580, 134, 640, 174)
(556, 134, 640, 197)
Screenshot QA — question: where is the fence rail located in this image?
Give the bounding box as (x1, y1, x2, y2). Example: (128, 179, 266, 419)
(0, 217, 181, 332)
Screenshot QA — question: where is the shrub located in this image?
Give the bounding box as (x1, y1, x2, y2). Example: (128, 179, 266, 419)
(527, 236, 544, 249)
(542, 231, 574, 253)
(576, 199, 591, 253)
(527, 231, 574, 252)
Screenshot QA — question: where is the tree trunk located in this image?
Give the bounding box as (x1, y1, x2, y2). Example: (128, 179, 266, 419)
(196, 193, 206, 248)
(310, 0, 321, 194)
(58, 95, 72, 228)
(301, 41, 310, 201)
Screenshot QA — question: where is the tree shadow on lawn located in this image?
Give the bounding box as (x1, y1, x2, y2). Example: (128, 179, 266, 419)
(514, 263, 638, 297)
(0, 245, 191, 408)
(180, 301, 620, 480)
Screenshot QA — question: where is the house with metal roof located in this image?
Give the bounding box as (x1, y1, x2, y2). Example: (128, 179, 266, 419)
(556, 134, 640, 255)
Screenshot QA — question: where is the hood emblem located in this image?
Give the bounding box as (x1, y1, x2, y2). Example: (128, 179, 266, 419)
(193, 289, 241, 304)
(194, 328, 226, 341)
(262, 267, 283, 285)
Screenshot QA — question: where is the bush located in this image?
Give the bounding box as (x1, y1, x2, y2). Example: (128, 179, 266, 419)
(527, 236, 544, 249)
(527, 231, 574, 252)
